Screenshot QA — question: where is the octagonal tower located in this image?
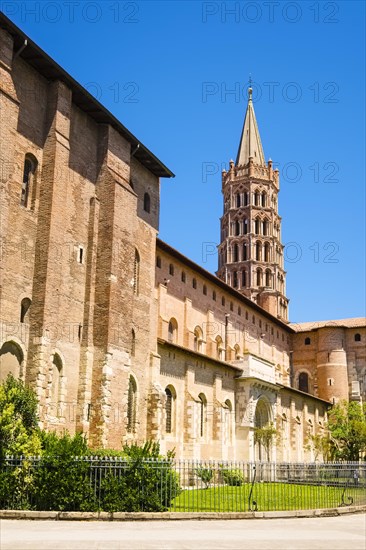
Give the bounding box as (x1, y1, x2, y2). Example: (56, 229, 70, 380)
(217, 86, 289, 321)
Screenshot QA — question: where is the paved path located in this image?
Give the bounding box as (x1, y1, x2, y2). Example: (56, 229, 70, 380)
(1, 514, 365, 550)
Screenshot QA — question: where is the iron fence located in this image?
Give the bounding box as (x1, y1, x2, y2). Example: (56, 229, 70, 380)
(0, 456, 365, 512)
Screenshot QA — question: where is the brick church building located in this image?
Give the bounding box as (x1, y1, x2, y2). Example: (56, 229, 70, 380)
(0, 14, 365, 461)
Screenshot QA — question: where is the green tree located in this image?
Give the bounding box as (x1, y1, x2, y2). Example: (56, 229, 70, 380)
(305, 431, 338, 462)
(327, 401, 366, 461)
(0, 375, 42, 508)
(254, 423, 278, 461)
(0, 374, 41, 459)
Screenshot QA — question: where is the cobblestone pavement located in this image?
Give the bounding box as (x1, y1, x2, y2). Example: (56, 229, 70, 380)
(0, 514, 365, 550)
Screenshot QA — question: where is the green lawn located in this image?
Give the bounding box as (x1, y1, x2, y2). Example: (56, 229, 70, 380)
(170, 483, 366, 512)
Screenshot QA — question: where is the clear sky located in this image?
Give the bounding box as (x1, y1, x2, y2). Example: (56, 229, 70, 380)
(3, 0, 365, 323)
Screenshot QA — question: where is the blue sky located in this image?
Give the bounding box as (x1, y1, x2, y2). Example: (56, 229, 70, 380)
(3, 1, 365, 322)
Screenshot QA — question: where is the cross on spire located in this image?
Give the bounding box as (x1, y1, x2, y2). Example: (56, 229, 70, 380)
(248, 74, 253, 99)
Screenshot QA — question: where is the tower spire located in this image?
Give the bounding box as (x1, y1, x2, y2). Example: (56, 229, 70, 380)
(235, 82, 265, 167)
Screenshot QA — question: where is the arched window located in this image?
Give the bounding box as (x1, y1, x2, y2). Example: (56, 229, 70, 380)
(133, 249, 140, 295)
(194, 326, 203, 352)
(131, 329, 136, 357)
(261, 192, 267, 207)
(256, 268, 262, 286)
(143, 192, 150, 213)
(156, 256, 161, 268)
(255, 218, 260, 235)
(235, 220, 240, 236)
(234, 344, 241, 359)
(254, 191, 260, 206)
(0, 341, 23, 383)
(192, 278, 197, 289)
(265, 269, 272, 288)
(233, 243, 239, 262)
(236, 193, 241, 207)
(51, 354, 63, 416)
(216, 336, 224, 361)
(127, 376, 137, 433)
(243, 218, 248, 234)
(21, 155, 37, 208)
(244, 192, 249, 206)
(256, 241, 261, 261)
(225, 399, 233, 442)
(305, 337, 311, 345)
(165, 386, 175, 433)
(298, 372, 309, 393)
(264, 242, 270, 262)
(243, 242, 248, 260)
(242, 270, 247, 287)
(355, 333, 361, 342)
(20, 298, 31, 323)
(169, 263, 174, 276)
(233, 271, 238, 288)
(262, 220, 268, 236)
(168, 318, 178, 343)
(198, 394, 206, 437)
(203, 284, 207, 295)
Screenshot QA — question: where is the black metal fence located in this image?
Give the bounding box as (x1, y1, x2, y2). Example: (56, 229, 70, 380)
(0, 456, 365, 512)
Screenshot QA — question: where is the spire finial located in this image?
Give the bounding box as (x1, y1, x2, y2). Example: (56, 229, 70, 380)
(248, 74, 253, 100)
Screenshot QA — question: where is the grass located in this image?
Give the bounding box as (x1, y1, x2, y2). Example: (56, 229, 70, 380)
(170, 482, 366, 512)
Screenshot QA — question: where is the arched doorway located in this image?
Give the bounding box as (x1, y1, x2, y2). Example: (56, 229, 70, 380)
(254, 399, 271, 461)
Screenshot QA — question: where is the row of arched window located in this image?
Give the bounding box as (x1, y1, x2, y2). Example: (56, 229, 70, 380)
(167, 320, 257, 361)
(220, 240, 273, 265)
(227, 218, 274, 238)
(228, 268, 271, 289)
(224, 190, 280, 214)
(125, 377, 233, 438)
(229, 191, 268, 209)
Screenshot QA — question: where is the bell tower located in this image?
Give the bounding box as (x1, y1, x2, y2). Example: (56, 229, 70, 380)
(217, 85, 289, 321)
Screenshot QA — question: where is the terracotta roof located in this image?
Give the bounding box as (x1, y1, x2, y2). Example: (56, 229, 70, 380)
(290, 318, 366, 332)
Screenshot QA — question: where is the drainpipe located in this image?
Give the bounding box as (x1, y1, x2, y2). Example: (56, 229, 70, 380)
(225, 314, 230, 361)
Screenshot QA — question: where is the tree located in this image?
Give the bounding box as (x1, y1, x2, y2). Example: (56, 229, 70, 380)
(305, 431, 338, 462)
(0, 374, 41, 459)
(254, 423, 278, 461)
(326, 400, 366, 461)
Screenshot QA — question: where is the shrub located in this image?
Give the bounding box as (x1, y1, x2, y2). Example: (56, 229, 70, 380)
(195, 467, 214, 489)
(0, 438, 181, 512)
(220, 467, 245, 486)
(34, 432, 97, 511)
